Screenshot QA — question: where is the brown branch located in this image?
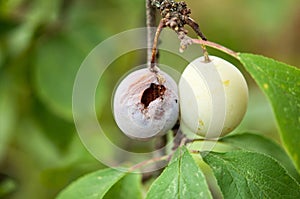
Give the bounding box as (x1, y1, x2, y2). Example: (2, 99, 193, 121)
(150, 19, 165, 73)
(146, 0, 157, 67)
(185, 17, 207, 41)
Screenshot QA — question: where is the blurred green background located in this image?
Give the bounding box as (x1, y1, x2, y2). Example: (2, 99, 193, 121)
(0, 0, 299, 198)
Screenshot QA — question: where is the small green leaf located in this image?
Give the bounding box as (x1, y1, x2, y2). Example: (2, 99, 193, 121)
(239, 53, 300, 171)
(221, 132, 300, 181)
(146, 146, 212, 199)
(202, 151, 300, 199)
(56, 168, 126, 199)
(104, 173, 142, 199)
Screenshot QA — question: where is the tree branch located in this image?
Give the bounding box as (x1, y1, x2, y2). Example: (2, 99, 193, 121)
(146, 0, 157, 67)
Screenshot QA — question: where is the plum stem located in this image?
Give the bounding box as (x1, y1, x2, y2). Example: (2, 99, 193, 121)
(150, 19, 165, 73)
(191, 39, 239, 59)
(129, 153, 172, 172)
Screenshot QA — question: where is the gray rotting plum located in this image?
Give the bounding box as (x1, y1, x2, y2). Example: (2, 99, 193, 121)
(113, 68, 179, 140)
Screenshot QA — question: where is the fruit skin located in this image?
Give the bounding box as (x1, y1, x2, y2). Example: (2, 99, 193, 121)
(113, 68, 179, 140)
(179, 56, 248, 138)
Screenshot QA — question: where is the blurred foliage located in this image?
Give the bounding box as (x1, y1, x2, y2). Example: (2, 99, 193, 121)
(0, 0, 299, 198)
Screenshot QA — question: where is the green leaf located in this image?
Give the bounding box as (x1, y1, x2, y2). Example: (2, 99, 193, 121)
(221, 132, 300, 181)
(104, 173, 142, 199)
(239, 53, 300, 171)
(146, 146, 212, 199)
(34, 32, 109, 121)
(34, 35, 83, 121)
(202, 151, 300, 199)
(56, 168, 126, 199)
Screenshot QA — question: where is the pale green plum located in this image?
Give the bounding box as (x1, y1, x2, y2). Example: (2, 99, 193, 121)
(179, 56, 248, 138)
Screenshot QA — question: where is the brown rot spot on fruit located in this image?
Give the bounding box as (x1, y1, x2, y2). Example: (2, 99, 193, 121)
(141, 83, 166, 108)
